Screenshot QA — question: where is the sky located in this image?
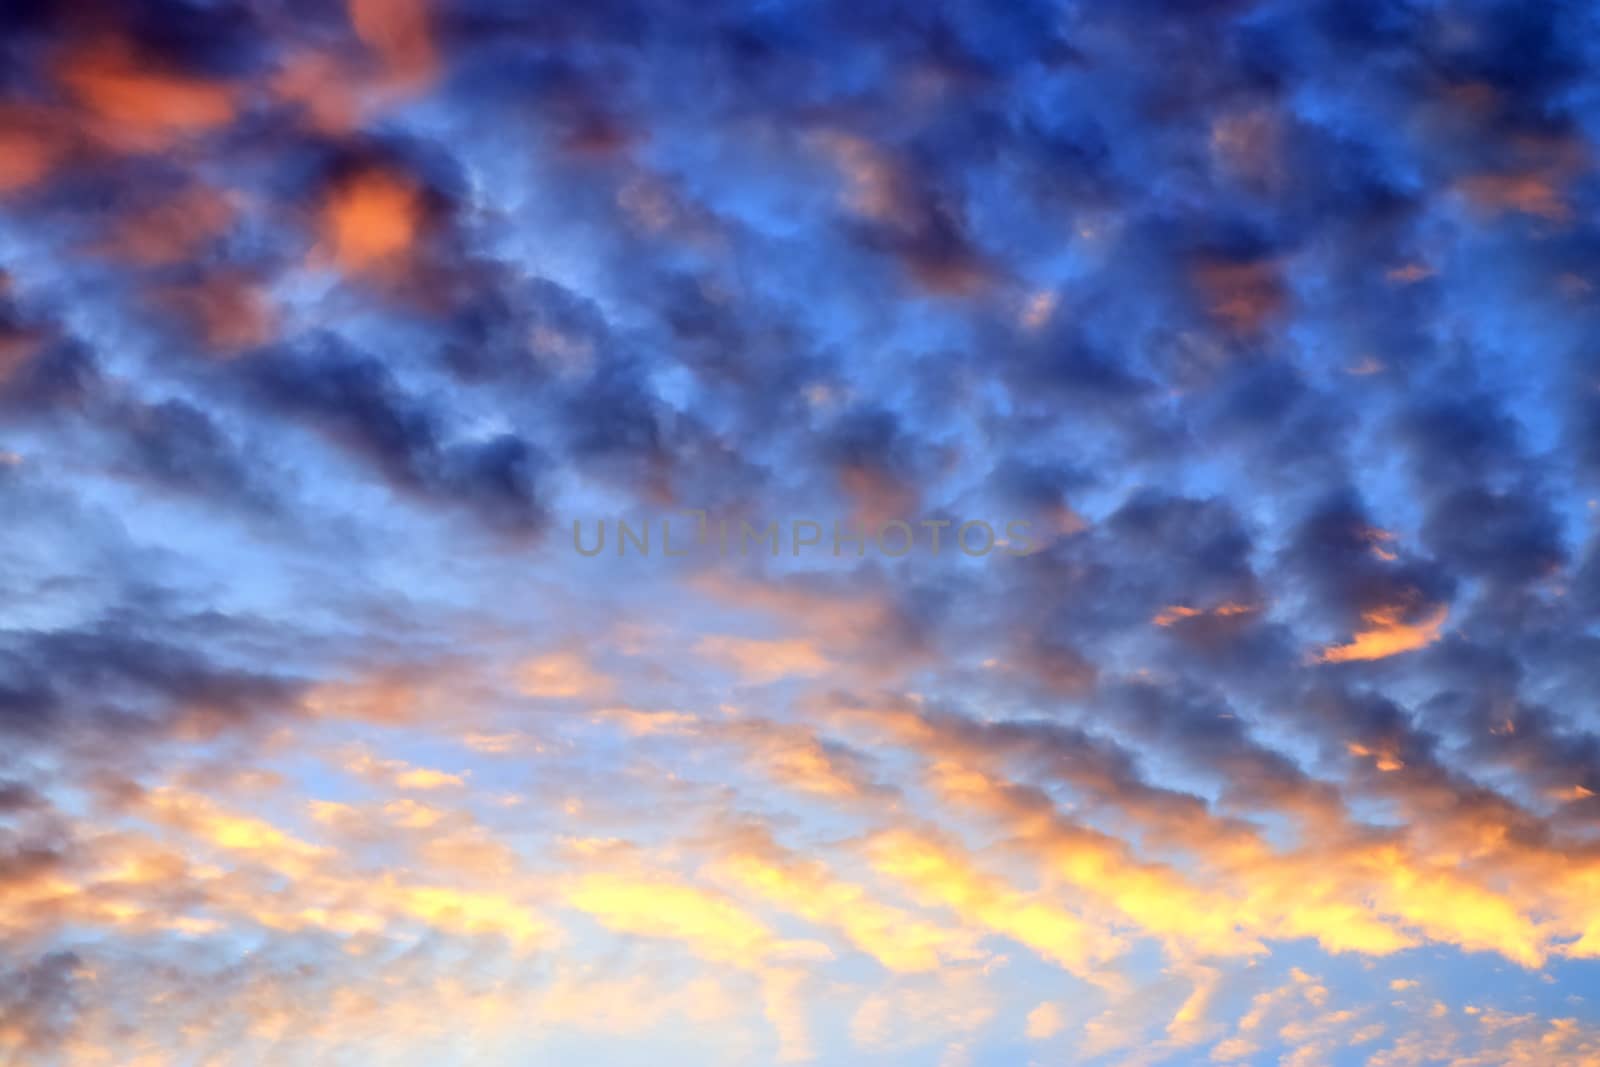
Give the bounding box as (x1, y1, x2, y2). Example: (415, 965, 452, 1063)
(3, 0, 1600, 1064)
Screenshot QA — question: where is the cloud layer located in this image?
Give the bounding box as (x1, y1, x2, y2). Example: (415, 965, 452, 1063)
(4, 0, 1600, 1064)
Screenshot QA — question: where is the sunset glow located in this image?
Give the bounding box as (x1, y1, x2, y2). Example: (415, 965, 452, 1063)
(3, 2, 1600, 1066)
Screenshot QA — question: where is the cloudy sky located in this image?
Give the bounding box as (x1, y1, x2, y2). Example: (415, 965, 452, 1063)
(4, 0, 1600, 1064)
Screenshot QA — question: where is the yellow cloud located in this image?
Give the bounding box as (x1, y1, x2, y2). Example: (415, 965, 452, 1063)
(709, 844, 982, 973)
(865, 829, 1119, 976)
(566, 874, 775, 966)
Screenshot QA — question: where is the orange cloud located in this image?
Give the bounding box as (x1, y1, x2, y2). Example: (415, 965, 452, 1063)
(141, 787, 325, 874)
(1454, 133, 1589, 224)
(58, 43, 236, 151)
(0, 332, 41, 388)
(1349, 742, 1406, 772)
(1210, 108, 1283, 187)
(724, 720, 884, 800)
(318, 168, 426, 275)
(0, 106, 68, 195)
(1192, 256, 1285, 334)
(156, 272, 276, 353)
(815, 132, 913, 227)
(273, 50, 367, 134)
(340, 747, 467, 791)
(1457, 172, 1572, 222)
(1153, 601, 1258, 627)
(1318, 604, 1449, 663)
(516, 650, 614, 699)
(349, 0, 437, 90)
(95, 185, 236, 267)
(694, 635, 830, 683)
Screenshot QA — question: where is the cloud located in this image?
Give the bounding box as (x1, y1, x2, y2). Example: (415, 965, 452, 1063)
(1026, 1002, 1065, 1040)
(516, 650, 613, 699)
(1318, 603, 1450, 664)
(4, 0, 1600, 1062)
(694, 636, 831, 683)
